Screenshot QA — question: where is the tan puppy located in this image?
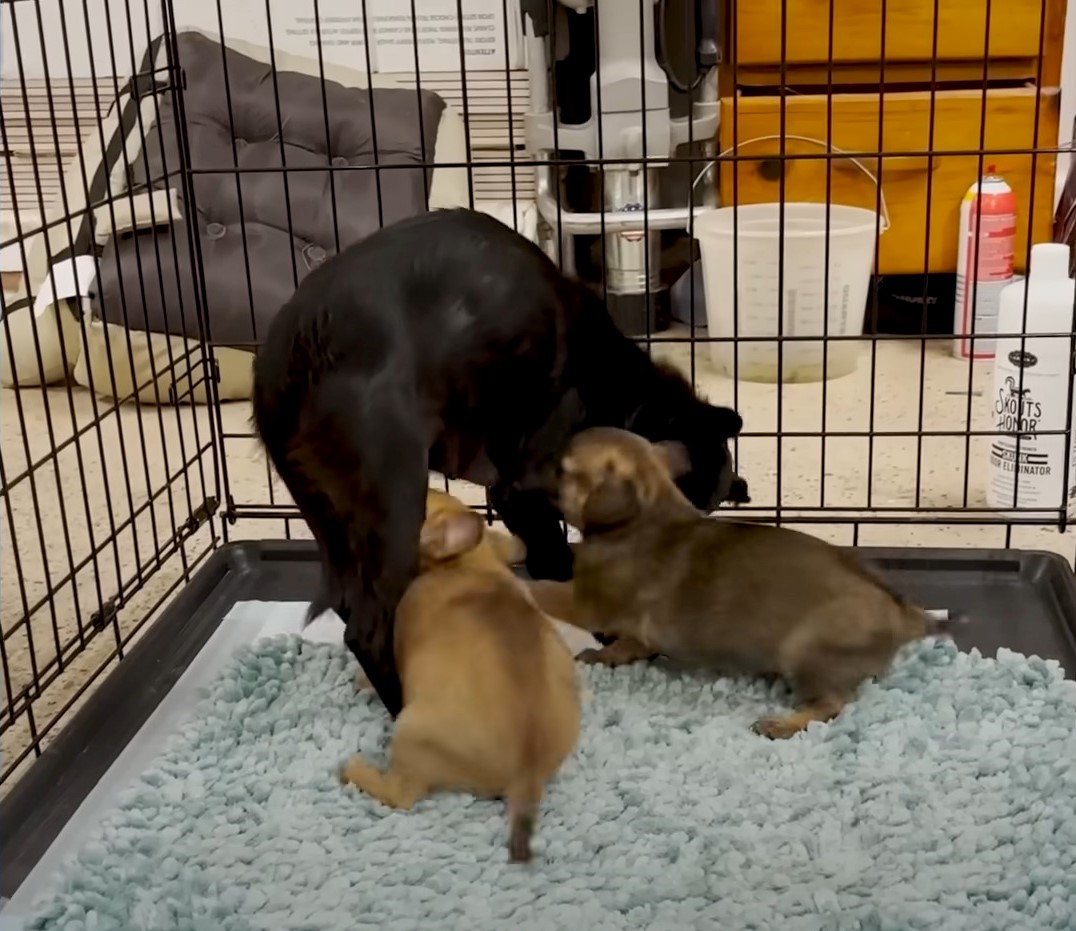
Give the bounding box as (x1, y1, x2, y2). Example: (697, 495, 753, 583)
(541, 427, 934, 739)
(340, 489, 581, 862)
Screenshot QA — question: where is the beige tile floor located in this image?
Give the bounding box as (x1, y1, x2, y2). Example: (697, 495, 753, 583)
(3, 332, 1075, 789)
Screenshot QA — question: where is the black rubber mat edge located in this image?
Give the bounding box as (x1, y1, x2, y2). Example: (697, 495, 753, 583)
(2, 542, 1073, 899)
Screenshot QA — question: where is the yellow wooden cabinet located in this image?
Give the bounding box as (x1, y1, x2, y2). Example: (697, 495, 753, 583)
(718, 0, 1066, 276)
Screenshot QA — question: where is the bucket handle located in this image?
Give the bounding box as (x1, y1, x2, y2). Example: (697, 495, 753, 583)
(690, 134, 891, 233)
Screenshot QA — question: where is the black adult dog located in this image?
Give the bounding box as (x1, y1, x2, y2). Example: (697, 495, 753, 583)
(252, 208, 747, 717)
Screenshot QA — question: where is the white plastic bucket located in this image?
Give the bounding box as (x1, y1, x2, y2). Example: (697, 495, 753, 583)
(692, 137, 888, 383)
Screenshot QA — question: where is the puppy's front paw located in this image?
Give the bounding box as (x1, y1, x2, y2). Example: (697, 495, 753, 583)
(752, 715, 803, 740)
(577, 637, 650, 667)
(338, 754, 365, 786)
(354, 670, 372, 694)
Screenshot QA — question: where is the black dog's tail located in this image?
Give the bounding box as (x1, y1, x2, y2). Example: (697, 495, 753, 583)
(251, 378, 351, 628)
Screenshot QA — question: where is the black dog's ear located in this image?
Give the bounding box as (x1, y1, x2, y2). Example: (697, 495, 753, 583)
(706, 404, 743, 438)
(581, 477, 641, 533)
(654, 440, 692, 480)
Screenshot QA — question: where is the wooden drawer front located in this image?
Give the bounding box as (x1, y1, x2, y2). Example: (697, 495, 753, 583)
(732, 0, 1060, 69)
(718, 89, 1059, 275)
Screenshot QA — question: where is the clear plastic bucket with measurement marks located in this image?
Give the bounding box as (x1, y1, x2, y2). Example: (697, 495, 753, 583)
(693, 137, 888, 383)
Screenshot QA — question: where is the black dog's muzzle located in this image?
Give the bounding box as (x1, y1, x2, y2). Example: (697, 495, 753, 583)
(703, 467, 751, 512)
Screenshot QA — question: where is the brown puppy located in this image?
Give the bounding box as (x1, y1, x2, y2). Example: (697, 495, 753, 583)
(340, 489, 581, 862)
(545, 427, 932, 739)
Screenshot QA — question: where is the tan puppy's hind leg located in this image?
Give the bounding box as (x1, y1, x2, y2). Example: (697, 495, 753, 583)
(343, 707, 498, 810)
(338, 754, 429, 810)
(339, 708, 448, 809)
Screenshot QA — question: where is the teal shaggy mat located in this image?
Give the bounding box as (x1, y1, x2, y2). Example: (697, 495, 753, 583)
(24, 636, 1076, 931)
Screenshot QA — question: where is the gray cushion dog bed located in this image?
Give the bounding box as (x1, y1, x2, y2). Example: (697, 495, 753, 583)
(94, 30, 445, 348)
(4, 31, 470, 402)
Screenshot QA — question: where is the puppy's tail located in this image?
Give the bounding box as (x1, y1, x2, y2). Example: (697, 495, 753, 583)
(506, 772, 544, 864)
(924, 607, 973, 638)
(905, 605, 973, 640)
(304, 576, 341, 628)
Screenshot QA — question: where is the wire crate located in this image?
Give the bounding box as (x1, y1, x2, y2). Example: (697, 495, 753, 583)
(1, 0, 1074, 801)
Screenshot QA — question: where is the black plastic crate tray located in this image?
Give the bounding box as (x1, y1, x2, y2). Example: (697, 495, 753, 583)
(3, 543, 1075, 903)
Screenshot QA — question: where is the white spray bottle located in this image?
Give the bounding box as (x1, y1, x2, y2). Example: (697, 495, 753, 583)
(986, 242, 1076, 514)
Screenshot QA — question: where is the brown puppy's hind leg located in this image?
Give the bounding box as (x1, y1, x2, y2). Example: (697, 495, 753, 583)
(754, 611, 899, 739)
(752, 695, 847, 739)
(578, 636, 653, 667)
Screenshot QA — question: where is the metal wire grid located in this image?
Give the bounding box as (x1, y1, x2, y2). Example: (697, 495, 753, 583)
(0, 3, 220, 785)
(0, 0, 1074, 787)
(204, 0, 1076, 537)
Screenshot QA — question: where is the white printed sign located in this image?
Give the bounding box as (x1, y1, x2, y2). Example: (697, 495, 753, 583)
(369, 0, 521, 73)
(1, 0, 162, 79)
(2, 0, 523, 79)
(179, 0, 375, 69)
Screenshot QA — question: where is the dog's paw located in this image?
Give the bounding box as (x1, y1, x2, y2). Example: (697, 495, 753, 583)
(354, 670, 372, 694)
(751, 715, 803, 740)
(338, 755, 364, 786)
(577, 642, 651, 667)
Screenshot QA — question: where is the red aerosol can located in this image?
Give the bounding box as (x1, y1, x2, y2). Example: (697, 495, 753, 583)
(952, 166, 1016, 360)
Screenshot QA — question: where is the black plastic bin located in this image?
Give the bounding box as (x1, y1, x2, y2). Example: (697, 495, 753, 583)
(2, 543, 1075, 903)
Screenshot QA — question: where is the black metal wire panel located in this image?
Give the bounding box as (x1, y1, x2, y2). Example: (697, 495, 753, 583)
(1, 0, 1074, 788)
(200, 0, 1076, 546)
(0, 0, 220, 786)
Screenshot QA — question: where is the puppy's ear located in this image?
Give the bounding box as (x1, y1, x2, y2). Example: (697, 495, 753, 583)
(654, 440, 692, 479)
(419, 509, 485, 562)
(581, 477, 641, 532)
(487, 528, 527, 565)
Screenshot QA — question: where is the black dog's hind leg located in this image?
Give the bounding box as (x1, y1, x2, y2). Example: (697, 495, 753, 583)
(282, 375, 427, 719)
(340, 461, 425, 720)
(489, 484, 574, 581)
(339, 406, 428, 721)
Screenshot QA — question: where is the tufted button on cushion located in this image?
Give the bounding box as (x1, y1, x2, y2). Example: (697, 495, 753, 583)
(303, 244, 327, 269)
(206, 222, 226, 240)
(331, 156, 349, 168)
